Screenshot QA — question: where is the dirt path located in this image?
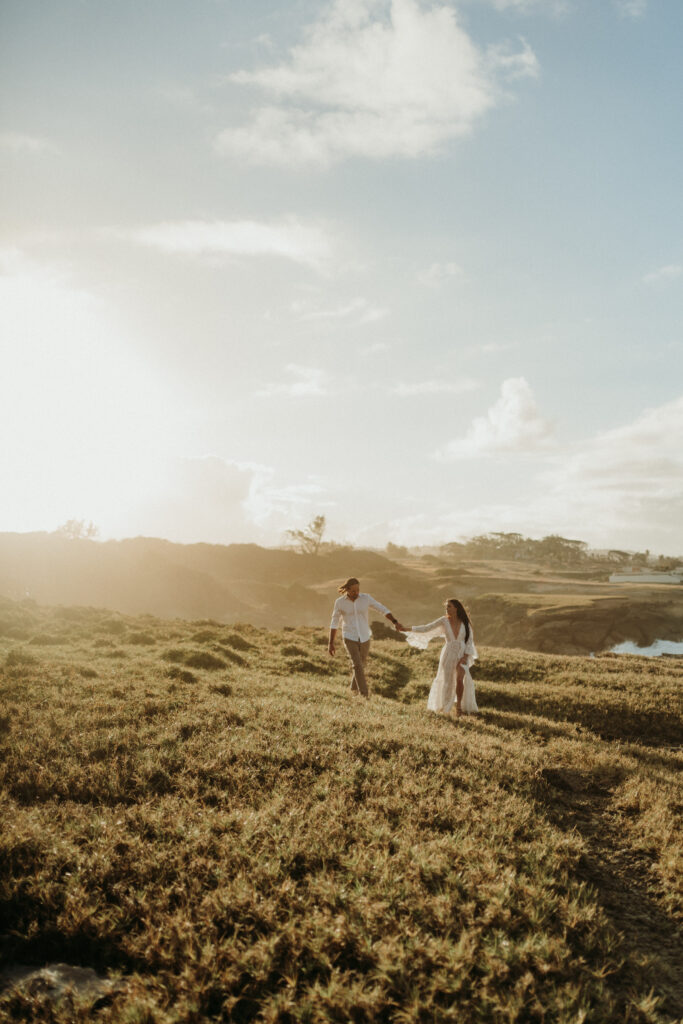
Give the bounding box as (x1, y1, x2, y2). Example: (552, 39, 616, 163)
(539, 767, 682, 1021)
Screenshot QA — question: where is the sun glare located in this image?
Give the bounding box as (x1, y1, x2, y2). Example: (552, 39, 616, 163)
(0, 253, 170, 535)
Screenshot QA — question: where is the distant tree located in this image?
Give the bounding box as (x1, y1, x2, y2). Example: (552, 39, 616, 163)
(439, 542, 465, 559)
(461, 532, 528, 560)
(385, 542, 409, 559)
(462, 534, 497, 558)
(490, 532, 527, 559)
(607, 549, 631, 564)
(285, 515, 327, 555)
(536, 535, 588, 566)
(56, 519, 99, 540)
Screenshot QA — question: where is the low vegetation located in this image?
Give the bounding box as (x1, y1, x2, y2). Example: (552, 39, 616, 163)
(0, 598, 681, 1022)
(2, 532, 682, 649)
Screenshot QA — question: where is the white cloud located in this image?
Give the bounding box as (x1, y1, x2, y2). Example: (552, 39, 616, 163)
(643, 264, 683, 285)
(470, 342, 515, 355)
(134, 395, 683, 552)
(255, 364, 329, 398)
(290, 295, 389, 324)
(613, 0, 648, 18)
(434, 376, 554, 459)
(482, 0, 568, 12)
(508, 394, 683, 552)
(245, 472, 333, 527)
(126, 455, 332, 544)
(154, 84, 211, 111)
(486, 37, 539, 80)
(392, 378, 479, 396)
(134, 457, 260, 544)
(417, 261, 464, 288)
(365, 341, 391, 355)
(0, 132, 57, 154)
(367, 393, 683, 552)
(116, 218, 332, 269)
(547, 395, 683, 502)
(217, 0, 538, 167)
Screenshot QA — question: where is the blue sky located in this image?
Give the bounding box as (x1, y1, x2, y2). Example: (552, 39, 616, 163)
(1, 0, 682, 553)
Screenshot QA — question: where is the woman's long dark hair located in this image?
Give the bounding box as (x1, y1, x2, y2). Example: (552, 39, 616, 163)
(448, 598, 471, 643)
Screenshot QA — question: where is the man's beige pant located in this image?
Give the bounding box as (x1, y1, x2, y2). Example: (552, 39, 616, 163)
(343, 638, 370, 696)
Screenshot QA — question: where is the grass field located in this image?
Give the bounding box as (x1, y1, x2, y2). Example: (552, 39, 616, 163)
(0, 598, 681, 1022)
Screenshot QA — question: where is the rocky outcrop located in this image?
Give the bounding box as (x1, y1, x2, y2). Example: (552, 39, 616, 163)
(469, 594, 683, 655)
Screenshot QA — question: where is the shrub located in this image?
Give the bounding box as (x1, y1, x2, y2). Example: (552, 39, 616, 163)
(184, 650, 227, 671)
(28, 634, 65, 646)
(99, 618, 127, 636)
(287, 657, 329, 675)
(210, 682, 233, 697)
(163, 648, 186, 664)
(213, 645, 245, 666)
(222, 632, 254, 652)
(164, 649, 229, 671)
(191, 630, 219, 643)
(4, 648, 39, 668)
(128, 632, 157, 646)
(165, 666, 198, 684)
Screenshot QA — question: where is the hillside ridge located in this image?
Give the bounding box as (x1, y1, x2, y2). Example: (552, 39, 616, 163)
(1, 532, 682, 655)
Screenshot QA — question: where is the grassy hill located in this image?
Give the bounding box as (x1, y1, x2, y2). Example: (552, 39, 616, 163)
(0, 598, 681, 1022)
(1, 533, 683, 656)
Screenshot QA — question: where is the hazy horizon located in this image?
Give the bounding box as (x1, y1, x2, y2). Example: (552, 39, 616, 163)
(2, 0, 682, 554)
(3, 524, 681, 563)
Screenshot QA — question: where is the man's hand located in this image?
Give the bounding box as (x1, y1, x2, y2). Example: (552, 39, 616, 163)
(328, 642, 336, 657)
(395, 622, 407, 632)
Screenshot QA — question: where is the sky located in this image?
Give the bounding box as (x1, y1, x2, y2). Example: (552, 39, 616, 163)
(1, 0, 682, 554)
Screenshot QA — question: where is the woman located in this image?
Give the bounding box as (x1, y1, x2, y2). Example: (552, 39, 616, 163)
(402, 599, 478, 716)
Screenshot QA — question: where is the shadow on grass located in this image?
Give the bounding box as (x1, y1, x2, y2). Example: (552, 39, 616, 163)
(532, 768, 683, 1021)
(485, 707, 681, 773)
(0, 906, 146, 976)
(370, 653, 413, 700)
(481, 708, 580, 742)
(477, 684, 681, 747)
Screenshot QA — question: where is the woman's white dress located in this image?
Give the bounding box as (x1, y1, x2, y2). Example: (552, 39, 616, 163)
(405, 617, 478, 714)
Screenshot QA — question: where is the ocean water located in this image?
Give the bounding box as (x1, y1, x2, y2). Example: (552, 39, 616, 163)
(609, 639, 683, 658)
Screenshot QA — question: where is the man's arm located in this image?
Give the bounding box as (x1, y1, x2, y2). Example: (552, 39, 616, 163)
(384, 611, 406, 631)
(329, 598, 342, 655)
(367, 595, 405, 631)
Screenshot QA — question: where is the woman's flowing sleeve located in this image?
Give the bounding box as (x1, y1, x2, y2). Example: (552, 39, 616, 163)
(404, 619, 445, 651)
(463, 629, 478, 666)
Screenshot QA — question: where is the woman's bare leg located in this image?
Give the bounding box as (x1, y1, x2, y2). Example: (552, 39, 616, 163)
(455, 669, 464, 716)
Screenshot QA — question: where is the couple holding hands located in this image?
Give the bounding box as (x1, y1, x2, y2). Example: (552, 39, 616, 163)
(328, 577, 478, 716)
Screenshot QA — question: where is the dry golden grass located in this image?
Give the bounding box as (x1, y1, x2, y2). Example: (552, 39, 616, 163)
(0, 598, 681, 1023)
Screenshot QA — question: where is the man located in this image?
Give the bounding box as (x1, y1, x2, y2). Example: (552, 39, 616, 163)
(328, 577, 405, 698)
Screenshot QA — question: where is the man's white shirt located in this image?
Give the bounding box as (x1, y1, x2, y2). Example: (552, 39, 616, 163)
(330, 593, 391, 642)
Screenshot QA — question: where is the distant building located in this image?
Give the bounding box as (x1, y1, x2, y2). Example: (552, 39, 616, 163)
(609, 567, 683, 584)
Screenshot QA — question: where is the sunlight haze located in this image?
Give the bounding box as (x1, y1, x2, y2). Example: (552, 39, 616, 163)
(2, 0, 682, 553)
